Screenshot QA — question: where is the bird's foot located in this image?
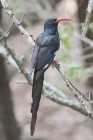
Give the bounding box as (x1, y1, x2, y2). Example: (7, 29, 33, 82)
(51, 60, 57, 68)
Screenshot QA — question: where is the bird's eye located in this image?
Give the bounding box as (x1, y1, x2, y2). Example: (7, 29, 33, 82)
(53, 18, 57, 22)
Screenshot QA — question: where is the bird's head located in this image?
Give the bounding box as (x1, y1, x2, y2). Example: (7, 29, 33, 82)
(44, 17, 73, 34)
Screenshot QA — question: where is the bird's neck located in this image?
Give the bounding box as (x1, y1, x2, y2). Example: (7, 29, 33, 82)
(44, 27, 58, 35)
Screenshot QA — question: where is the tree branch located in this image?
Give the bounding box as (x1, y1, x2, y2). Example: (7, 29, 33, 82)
(14, 80, 93, 118)
(1, 0, 93, 119)
(14, 79, 67, 99)
(0, 0, 35, 45)
(0, 22, 14, 40)
(43, 89, 92, 118)
(73, 32, 93, 48)
(81, 0, 93, 37)
(54, 62, 93, 117)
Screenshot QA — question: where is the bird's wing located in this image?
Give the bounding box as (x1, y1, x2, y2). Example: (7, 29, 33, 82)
(30, 44, 40, 75)
(30, 34, 54, 75)
(35, 47, 55, 80)
(30, 33, 59, 77)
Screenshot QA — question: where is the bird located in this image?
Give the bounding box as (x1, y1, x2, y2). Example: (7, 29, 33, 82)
(30, 17, 73, 136)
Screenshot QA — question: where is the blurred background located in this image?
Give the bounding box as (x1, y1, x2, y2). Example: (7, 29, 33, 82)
(0, 0, 93, 140)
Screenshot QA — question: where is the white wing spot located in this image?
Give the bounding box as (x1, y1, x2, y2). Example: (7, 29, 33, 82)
(44, 64, 48, 69)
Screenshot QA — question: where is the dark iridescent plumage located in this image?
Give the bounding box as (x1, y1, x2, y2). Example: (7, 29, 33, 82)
(30, 17, 73, 136)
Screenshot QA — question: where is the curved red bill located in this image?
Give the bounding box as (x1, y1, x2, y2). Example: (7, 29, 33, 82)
(55, 18, 74, 24)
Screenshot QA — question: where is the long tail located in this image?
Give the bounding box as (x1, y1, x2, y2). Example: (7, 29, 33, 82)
(30, 70, 44, 136)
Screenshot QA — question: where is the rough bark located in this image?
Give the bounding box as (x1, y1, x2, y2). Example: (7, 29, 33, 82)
(0, 54, 20, 140)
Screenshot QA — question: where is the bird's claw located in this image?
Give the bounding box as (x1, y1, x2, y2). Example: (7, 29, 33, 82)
(51, 60, 57, 68)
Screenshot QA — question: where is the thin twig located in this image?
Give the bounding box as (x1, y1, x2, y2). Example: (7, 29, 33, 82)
(5, 41, 32, 85)
(68, 79, 90, 102)
(19, 11, 26, 24)
(81, 0, 93, 37)
(44, 89, 93, 118)
(81, 12, 91, 37)
(54, 62, 92, 117)
(0, 22, 14, 40)
(13, 80, 67, 99)
(73, 32, 93, 47)
(13, 80, 93, 105)
(0, 0, 35, 46)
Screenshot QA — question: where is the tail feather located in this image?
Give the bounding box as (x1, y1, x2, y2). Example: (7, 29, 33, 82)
(30, 70, 44, 136)
(30, 118, 36, 136)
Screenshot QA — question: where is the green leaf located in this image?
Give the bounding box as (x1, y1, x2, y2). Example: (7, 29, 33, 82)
(68, 63, 81, 69)
(67, 63, 81, 78)
(89, 23, 93, 30)
(60, 36, 71, 49)
(67, 68, 74, 77)
(59, 24, 72, 50)
(61, 33, 69, 41)
(56, 51, 68, 60)
(64, 41, 71, 49)
(76, 69, 83, 81)
(65, 25, 72, 32)
(59, 24, 72, 34)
